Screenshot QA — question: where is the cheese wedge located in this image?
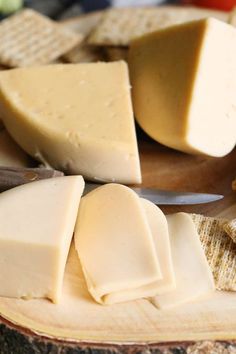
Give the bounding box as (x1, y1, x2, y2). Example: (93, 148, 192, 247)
(0, 129, 31, 167)
(129, 18, 236, 157)
(74, 184, 162, 305)
(151, 213, 215, 309)
(0, 176, 84, 303)
(0, 62, 141, 184)
(141, 198, 175, 294)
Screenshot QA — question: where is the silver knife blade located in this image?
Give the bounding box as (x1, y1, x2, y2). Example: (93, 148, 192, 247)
(84, 183, 223, 205)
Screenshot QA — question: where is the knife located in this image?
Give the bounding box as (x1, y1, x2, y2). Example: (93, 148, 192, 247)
(84, 183, 223, 205)
(0, 167, 223, 205)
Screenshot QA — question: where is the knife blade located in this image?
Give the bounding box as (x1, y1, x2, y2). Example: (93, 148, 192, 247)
(84, 183, 223, 205)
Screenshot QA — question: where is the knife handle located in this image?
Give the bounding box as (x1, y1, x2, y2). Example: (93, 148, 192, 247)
(0, 166, 64, 192)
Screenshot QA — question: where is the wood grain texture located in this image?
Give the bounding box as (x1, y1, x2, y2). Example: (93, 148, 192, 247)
(0, 318, 235, 354)
(137, 133, 236, 218)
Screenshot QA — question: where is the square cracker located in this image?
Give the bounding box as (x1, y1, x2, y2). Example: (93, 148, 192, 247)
(63, 43, 105, 63)
(191, 214, 236, 292)
(0, 9, 83, 67)
(88, 6, 229, 46)
(223, 219, 236, 243)
(61, 11, 103, 37)
(62, 12, 105, 63)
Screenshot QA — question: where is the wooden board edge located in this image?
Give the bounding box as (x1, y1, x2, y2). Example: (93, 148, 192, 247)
(1, 316, 236, 354)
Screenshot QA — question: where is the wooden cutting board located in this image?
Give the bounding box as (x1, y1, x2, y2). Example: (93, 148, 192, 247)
(0, 10, 235, 353)
(0, 133, 235, 354)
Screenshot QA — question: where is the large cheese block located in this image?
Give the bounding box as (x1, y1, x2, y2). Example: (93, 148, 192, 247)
(151, 213, 215, 309)
(141, 198, 175, 295)
(0, 129, 31, 167)
(0, 176, 84, 303)
(74, 184, 162, 305)
(0, 62, 141, 184)
(129, 18, 236, 157)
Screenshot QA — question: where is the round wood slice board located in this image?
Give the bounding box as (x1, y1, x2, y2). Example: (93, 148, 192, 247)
(0, 10, 236, 352)
(0, 136, 235, 353)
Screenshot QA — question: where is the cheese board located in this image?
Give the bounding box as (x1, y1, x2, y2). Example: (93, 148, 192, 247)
(0, 8, 235, 354)
(0, 135, 235, 353)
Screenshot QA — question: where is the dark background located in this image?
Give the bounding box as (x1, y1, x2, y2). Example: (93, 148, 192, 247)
(1, 1, 234, 20)
(24, 0, 180, 19)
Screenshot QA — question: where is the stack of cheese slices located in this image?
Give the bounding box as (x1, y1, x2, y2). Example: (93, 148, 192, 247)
(0, 177, 215, 309)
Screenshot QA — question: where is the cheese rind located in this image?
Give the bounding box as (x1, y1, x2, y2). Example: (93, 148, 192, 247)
(0, 176, 84, 303)
(141, 198, 175, 294)
(151, 213, 215, 309)
(74, 184, 162, 305)
(129, 18, 236, 157)
(0, 129, 31, 167)
(0, 62, 141, 184)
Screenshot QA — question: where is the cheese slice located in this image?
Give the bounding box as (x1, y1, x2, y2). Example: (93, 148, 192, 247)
(102, 198, 176, 304)
(0, 129, 31, 167)
(74, 184, 162, 305)
(0, 62, 141, 184)
(151, 213, 215, 309)
(129, 18, 236, 157)
(141, 198, 175, 294)
(0, 176, 84, 303)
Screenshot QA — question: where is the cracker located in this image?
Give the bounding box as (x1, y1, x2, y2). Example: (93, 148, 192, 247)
(191, 214, 236, 292)
(63, 43, 105, 63)
(105, 47, 128, 62)
(61, 11, 103, 37)
(223, 219, 236, 243)
(0, 9, 83, 67)
(62, 12, 105, 64)
(88, 6, 229, 46)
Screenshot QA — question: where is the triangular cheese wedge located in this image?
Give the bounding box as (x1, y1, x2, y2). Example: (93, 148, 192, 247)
(74, 184, 162, 305)
(0, 62, 141, 184)
(151, 213, 215, 309)
(0, 176, 84, 303)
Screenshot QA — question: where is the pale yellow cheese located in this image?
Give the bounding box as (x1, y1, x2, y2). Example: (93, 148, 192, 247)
(0, 62, 141, 184)
(0, 176, 84, 303)
(151, 213, 215, 309)
(141, 198, 175, 294)
(0, 129, 31, 167)
(129, 18, 236, 157)
(74, 184, 162, 305)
